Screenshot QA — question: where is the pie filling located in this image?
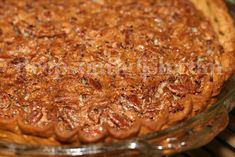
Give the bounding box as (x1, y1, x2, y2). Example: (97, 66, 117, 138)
(0, 0, 233, 143)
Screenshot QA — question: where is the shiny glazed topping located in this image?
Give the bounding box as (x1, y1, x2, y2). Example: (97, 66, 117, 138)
(0, 0, 227, 143)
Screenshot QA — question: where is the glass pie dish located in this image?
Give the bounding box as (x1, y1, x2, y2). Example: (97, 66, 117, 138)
(0, 75, 235, 157)
(0, 76, 234, 157)
(0, 1, 234, 157)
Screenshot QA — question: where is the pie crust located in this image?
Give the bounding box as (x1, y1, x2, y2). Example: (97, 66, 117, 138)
(0, 0, 234, 145)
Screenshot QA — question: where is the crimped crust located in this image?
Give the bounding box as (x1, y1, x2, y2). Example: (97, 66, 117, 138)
(191, 0, 235, 96)
(0, 0, 234, 145)
(191, 0, 235, 52)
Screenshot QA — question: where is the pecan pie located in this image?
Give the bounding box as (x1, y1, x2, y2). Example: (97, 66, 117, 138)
(0, 0, 234, 145)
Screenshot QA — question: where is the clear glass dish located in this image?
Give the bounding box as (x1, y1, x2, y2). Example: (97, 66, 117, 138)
(0, 1, 234, 157)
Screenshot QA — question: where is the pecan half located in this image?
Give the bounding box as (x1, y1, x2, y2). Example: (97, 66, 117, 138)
(108, 113, 130, 128)
(26, 109, 43, 124)
(57, 106, 79, 130)
(18, 105, 54, 138)
(119, 95, 142, 112)
(55, 105, 80, 142)
(0, 93, 19, 131)
(168, 77, 196, 96)
(88, 105, 105, 123)
(89, 78, 102, 90)
(0, 93, 11, 110)
(170, 102, 184, 113)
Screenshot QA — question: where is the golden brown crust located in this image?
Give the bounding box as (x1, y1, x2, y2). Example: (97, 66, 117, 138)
(191, 0, 235, 52)
(191, 0, 235, 96)
(0, 0, 234, 145)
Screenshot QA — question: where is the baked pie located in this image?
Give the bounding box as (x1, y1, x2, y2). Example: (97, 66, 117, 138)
(0, 0, 234, 145)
